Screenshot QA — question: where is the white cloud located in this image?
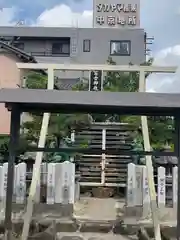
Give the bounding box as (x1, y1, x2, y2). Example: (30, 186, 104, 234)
(147, 45, 180, 93)
(139, 0, 180, 92)
(0, 7, 16, 25)
(36, 4, 92, 27)
(153, 46, 180, 66)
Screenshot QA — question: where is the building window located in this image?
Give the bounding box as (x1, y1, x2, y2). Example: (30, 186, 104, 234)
(110, 40, 131, 56)
(52, 40, 70, 55)
(13, 42, 24, 50)
(83, 39, 91, 52)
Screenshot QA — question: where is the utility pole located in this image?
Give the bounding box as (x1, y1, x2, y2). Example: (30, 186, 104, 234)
(144, 32, 154, 56)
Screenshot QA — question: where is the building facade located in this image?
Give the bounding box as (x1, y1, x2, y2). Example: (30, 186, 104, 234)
(0, 0, 145, 134)
(0, 42, 36, 134)
(0, 26, 145, 65)
(0, 26, 146, 134)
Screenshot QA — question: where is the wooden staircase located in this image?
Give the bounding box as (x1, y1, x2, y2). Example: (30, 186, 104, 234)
(74, 123, 135, 190)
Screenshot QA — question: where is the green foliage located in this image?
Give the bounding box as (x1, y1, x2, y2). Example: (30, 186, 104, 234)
(148, 117, 174, 149)
(103, 57, 174, 149)
(72, 78, 89, 91)
(0, 134, 30, 162)
(21, 72, 92, 162)
(25, 71, 47, 89)
(104, 57, 139, 92)
(73, 57, 173, 150)
(0, 135, 9, 162)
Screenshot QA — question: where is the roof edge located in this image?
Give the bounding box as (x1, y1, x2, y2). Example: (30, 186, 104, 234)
(0, 40, 47, 75)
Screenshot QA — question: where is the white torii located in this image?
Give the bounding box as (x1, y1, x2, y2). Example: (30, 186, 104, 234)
(16, 63, 177, 240)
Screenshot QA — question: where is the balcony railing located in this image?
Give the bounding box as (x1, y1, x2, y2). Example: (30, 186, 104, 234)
(30, 51, 70, 57)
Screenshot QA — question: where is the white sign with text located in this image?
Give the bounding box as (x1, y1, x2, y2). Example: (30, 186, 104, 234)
(157, 166, 166, 208)
(15, 163, 27, 204)
(93, 0, 140, 28)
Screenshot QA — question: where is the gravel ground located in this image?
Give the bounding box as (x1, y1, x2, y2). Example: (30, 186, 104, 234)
(57, 232, 138, 240)
(73, 197, 125, 220)
(73, 197, 177, 224)
(0, 197, 177, 239)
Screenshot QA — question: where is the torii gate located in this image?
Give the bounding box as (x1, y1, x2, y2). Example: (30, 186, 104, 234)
(1, 63, 179, 240)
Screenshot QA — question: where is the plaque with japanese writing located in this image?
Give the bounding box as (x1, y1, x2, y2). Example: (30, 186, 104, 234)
(89, 70, 102, 91)
(93, 0, 140, 28)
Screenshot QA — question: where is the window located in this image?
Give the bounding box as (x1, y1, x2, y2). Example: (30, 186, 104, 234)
(83, 39, 91, 52)
(13, 42, 24, 50)
(110, 40, 131, 56)
(52, 39, 70, 55)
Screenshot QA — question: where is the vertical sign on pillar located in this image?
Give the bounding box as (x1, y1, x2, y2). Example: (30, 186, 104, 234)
(173, 166, 178, 211)
(0, 166, 3, 202)
(142, 166, 150, 217)
(47, 163, 55, 204)
(135, 166, 143, 208)
(70, 130, 75, 163)
(33, 164, 40, 203)
(41, 163, 47, 186)
(127, 163, 136, 207)
(69, 162, 75, 204)
(55, 163, 61, 203)
(16, 163, 27, 204)
(13, 165, 18, 202)
(15, 164, 20, 203)
(60, 161, 75, 204)
(157, 167, 166, 209)
(0, 165, 3, 212)
(89, 70, 103, 91)
(2, 163, 8, 205)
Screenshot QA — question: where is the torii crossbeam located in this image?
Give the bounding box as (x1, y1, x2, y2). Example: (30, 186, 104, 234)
(1, 63, 179, 240)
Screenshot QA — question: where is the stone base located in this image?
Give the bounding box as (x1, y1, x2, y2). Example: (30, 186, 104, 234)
(10, 203, 73, 217)
(0, 202, 73, 223)
(0, 215, 177, 239)
(125, 206, 143, 218)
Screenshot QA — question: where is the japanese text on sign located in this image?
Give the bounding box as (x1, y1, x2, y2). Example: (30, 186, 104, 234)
(94, 2, 139, 27)
(3, 173, 7, 192)
(96, 3, 137, 12)
(96, 15, 136, 26)
(128, 177, 133, 202)
(90, 70, 102, 91)
(144, 177, 149, 195)
(48, 173, 54, 198)
(159, 178, 165, 196)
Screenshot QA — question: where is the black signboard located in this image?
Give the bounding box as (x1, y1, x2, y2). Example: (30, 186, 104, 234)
(89, 70, 102, 91)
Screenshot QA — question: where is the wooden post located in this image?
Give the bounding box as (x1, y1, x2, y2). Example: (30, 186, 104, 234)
(101, 128, 106, 185)
(21, 67, 54, 240)
(139, 69, 161, 240)
(33, 164, 40, 203)
(16, 163, 27, 204)
(174, 116, 180, 240)
(142, 166, 151, 218)
(47, 163, 56, 205)
(135, 165, 143, 217)
(172, 166, 178, 212)
(4, 106, 20, 240)
(126, 163, 136, 215)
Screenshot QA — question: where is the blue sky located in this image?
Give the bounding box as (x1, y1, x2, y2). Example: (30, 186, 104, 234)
(0, 0, 179, 52)
(0, 0, 92, 20)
